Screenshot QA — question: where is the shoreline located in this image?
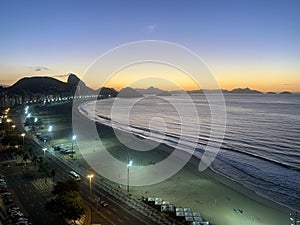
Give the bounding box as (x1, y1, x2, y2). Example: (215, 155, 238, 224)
(77, 99, 295, 212)
(35, 100, 291, 225)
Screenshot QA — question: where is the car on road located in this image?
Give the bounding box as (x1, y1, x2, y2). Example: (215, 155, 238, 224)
(100, 200, 108, 207)
(69, 171, 81, 181)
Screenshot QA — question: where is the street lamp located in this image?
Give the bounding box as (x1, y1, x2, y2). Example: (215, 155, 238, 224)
(87, 174, 94, 196)
(21, 133, 25, 150)
(48, 125, 53, 144)
(72, 135, 76, 151)
(11, 125, 16, 133)
(48, 125, 53, 132)
(127, 160, 133, 192)
(42, 147, 47, 158)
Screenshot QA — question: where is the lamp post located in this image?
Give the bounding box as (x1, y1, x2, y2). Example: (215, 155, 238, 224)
(21, 133, 25, 150)
(72, 135, 76, 151)
(87, 174, 94, 196)
(11, 125, 16, 133)
(48, 125, 53, 144)
(127, 160, 133, 192)
(6, 119, 11, 130)
(42, 147, 47, 158)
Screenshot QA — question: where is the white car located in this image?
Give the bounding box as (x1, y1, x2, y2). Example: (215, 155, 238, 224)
(69, 171, 81, 181)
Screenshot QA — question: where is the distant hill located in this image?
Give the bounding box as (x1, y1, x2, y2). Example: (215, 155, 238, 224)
(187, 90, 204, 94)
(134, 87, 264, 95)
(8, 76, 71, 94)
(279, 91, 292, 95)
(135, 86, 163, 95)
(266, 92, 276, 94)
(230, 87, 262, 94)
(5, 73, 103, 96)
(157, 91, 172, 96)
(179, 87, 263, 94)
(97, 87, 118, 98)
(118, 87, 143, 98)
(1, 74, 119, 99)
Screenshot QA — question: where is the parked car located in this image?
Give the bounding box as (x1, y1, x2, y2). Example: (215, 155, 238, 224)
(7, 206, 20, 214)
(63, 149, 75, 154)
(0, 187, 8, 193)
(1, 192, 12, 198)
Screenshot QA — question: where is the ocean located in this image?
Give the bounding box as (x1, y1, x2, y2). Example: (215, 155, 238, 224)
(78, 94, 300, 211)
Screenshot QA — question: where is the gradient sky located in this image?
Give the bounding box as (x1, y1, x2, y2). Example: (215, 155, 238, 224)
(0, 0, 299, 92)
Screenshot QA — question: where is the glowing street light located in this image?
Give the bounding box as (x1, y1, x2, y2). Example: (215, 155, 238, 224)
(34, 117, 38, 123)
(72, 135, 76, 151)
(42, 147, 47, 158)
(127, 160, 133, 192)
(87, 174, 94, 196)
(48, 125, 53, 144)
(21, 133, 25, 150)
(11, 125, 16, 133)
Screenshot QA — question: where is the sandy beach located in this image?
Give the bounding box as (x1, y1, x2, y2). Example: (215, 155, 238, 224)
(33, 101, 291, 225)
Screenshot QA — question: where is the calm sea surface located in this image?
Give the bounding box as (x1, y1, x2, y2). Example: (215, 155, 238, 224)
(79, 94, 300, 210)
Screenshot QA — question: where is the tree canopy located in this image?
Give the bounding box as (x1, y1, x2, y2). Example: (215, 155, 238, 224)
(45, 181, 85, 224)
(52, 180, 79, 195)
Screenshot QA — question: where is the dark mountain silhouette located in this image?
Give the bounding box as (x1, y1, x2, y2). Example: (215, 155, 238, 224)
(266, 92, 276, 94)
(229, 87, 262, 94)
(279, 91, 292, 95)
(177, 87, 263, 94)
(8, 76, 70, 94)
(4, 74, 118, 98)
(97, 87, 118, 98)
(135, 87, 263, 95)
(118, 87, 143, 98)
(66, 73, 97, 95)
(187, 89, 204, 94)
(135, 86, 163, 95)
(67, 73, 82, 86)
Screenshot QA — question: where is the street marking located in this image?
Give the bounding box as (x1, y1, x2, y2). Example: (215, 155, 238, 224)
(100, 213, 116, 225)
(124, 216, 129, 221)
(106, 210, 112, 215)
(112, 207, 118, 212)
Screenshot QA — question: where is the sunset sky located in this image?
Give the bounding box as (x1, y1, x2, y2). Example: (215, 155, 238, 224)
(0, 0, 299, 92)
